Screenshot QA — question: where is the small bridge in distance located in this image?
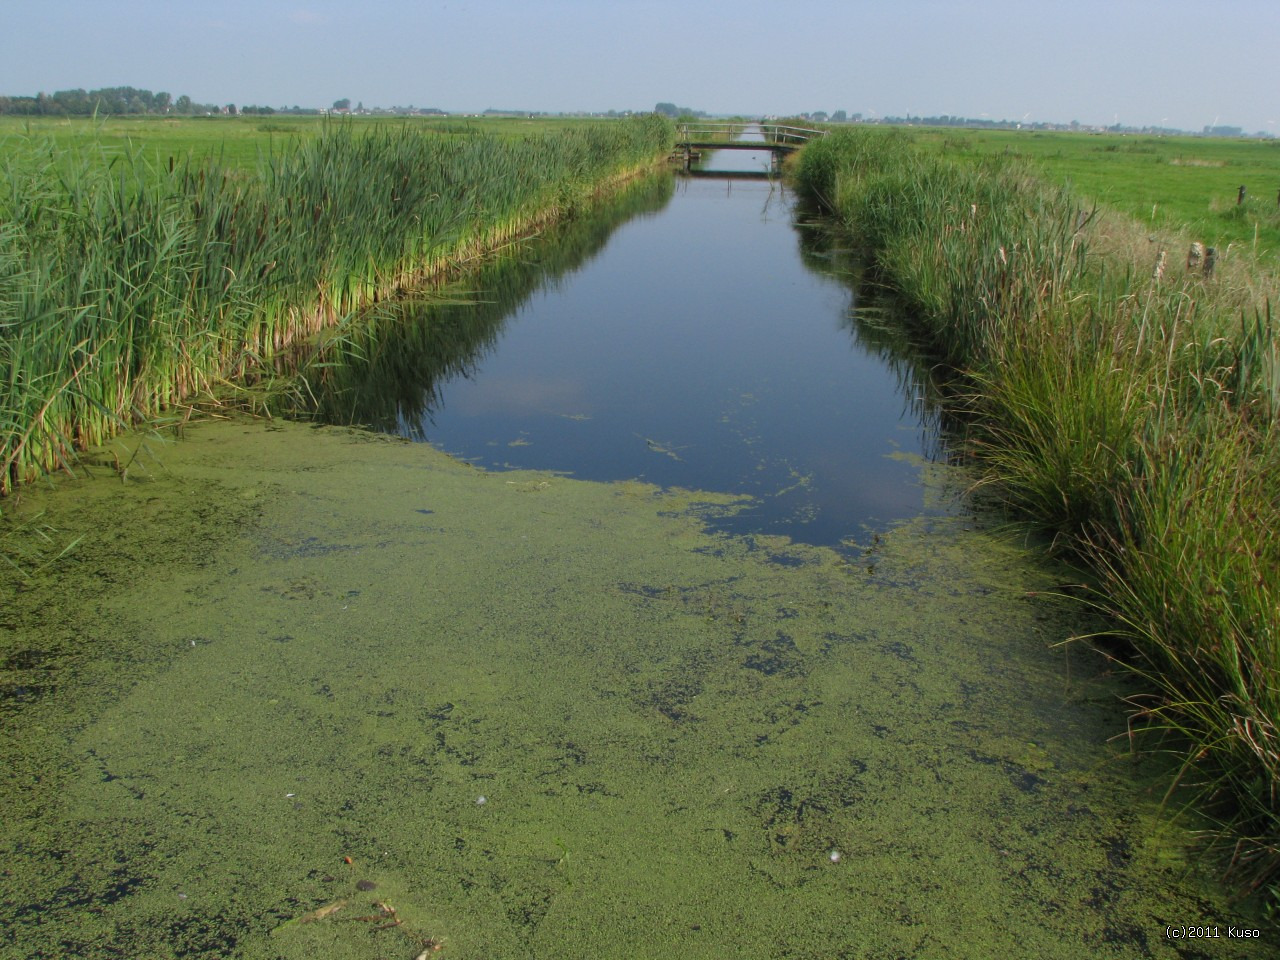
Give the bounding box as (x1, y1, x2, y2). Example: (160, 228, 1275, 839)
(672, 122, 826, 173)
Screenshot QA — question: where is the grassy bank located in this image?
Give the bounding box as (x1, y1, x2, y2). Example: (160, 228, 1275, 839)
(922, 128, 1280, 261)
(0, 114, 674, 494)
(794, 128, 1280, 897)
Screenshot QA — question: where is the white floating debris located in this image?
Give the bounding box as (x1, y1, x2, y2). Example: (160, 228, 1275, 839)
(475, 795, 487, 806)
(829, 849, 841, 863)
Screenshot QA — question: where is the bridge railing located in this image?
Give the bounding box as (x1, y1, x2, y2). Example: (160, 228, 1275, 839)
(674, 121, 827, 147)
(760, 123, 827, 146)
(675, 121, 748, 144)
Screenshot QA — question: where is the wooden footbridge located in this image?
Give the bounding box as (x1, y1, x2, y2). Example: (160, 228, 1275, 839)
(672, 122, 826, 172)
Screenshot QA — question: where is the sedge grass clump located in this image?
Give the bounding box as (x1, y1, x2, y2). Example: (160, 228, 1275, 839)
(1089, 413, 1280, 892)
(963, 301, 1148, 537)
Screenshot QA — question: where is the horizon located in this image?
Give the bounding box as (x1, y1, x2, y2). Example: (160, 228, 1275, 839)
(4, 1, 1278, 136)
(7, 91, 1265, 138)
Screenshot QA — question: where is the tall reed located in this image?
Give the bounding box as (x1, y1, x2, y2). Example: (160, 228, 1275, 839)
(795, 128, 1280, 896)
(0, 115, 674, 493)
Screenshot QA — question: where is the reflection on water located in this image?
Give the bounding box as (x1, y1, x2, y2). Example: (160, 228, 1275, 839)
(298, 172, 677, 435)
(300, 164, 953, 548)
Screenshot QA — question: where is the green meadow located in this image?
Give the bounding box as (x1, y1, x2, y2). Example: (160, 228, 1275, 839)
(910, 126, 1280, 259)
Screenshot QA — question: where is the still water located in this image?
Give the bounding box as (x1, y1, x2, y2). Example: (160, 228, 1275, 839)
(321, 148, 946, 546)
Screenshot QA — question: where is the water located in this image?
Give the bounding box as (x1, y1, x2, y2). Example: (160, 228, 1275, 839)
(319, 148, 948, 547)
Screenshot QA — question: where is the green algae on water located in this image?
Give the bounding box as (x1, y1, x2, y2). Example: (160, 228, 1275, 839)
(0, 420, 1271, 959)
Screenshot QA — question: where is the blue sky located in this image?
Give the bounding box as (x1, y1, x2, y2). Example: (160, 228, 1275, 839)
(4, 0, 1278, 132)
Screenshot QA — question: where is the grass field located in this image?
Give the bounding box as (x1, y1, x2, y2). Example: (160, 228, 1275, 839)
(906, 126, 1280, 259)
(16, 117, 1272, 258)
(0, 113, 630, 170)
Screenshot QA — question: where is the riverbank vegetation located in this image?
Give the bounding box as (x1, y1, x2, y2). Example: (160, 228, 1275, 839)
(926, 128, 1280, 259)
(825, 124, 1280, 259)
(0, 114, 648, 171)
(794, 127, 1280, 900)
(783, 121, 1280, 257)
(0, 114, 674, 495)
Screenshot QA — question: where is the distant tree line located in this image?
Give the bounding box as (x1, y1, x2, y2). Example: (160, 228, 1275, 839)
(654, 102, 708, 119)
(1, 87, 196, 115)
(0, 86, 324, 117)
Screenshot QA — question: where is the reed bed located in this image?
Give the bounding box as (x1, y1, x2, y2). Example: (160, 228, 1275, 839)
(0, 114, 674, 494)
(794, 128, 1280, 899)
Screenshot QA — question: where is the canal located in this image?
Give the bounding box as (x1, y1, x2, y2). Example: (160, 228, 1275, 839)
(312, 142, 948, 549)
(0, 142, 1271, 959)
